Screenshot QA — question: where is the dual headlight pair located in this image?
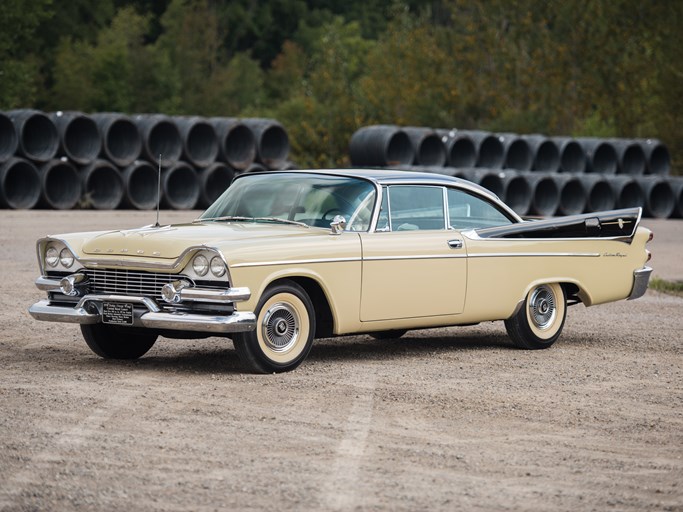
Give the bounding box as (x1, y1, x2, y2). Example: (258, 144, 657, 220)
(45, 245, 74, 269)
(191, 253, 226, 278)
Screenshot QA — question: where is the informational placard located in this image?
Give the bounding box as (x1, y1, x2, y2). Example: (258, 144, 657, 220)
(102, 302, 134, 325)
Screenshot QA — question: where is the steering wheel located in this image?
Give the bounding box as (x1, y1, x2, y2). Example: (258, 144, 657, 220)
(322, 208, 344, 220)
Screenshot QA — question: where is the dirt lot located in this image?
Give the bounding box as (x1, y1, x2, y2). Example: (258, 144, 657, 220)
(0, 211, 681, 511)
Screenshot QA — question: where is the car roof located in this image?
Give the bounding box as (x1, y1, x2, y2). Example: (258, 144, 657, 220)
(259, 168, 499, 200)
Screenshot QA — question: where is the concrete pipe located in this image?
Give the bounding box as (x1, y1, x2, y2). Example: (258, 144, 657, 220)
(50, 111, 102, 165)
(635, 177, 675, 218)
(243, 118, 290, 170)
(522, 135, 560, 172)
(209, 118, 256, 171)
(91, 113, 142, 167)
(576, 138, 618, 174)
(403, 127, 446, 166)
(161, 162, 199, 210)
(173, 116, 219, 168)
(456, 131, 504, 169)
(579, 175, 616, 213)
(499, 171, 532, 216)
(38, 159, 81, 209)
(121, 160, 158, 210)
(551, 137, 586, 173)
(607, 176, 645, 209)
(8, 109, 59, 162)
(549, 173, 588, 216)
(458, 168, 505, 198)
(134, 114, 183, 166)
(639, 139, 671, 175)
(522, 172, 560, 217)
(0, 157, 41, 209)
(608, 139, 646, 175)
(349, 125, 414, 167)
(80, 160, 124, 210)
(198, 162, 235, 209)
(398, 164, 458, 177)
(436, 130, 477, 168)
(499, 133, 533, 171)
(0, 112, 19, 163)
(669, 177, 683, 218)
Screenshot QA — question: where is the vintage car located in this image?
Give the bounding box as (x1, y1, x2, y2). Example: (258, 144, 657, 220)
(29, 169, 653, 373)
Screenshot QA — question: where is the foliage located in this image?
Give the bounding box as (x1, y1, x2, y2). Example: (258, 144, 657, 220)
(1, 0, 681, 173)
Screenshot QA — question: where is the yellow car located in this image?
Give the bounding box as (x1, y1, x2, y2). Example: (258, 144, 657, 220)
(29, 169, 653, 373)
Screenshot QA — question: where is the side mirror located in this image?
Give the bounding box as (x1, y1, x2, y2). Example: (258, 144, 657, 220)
(330, 215, 347, 235)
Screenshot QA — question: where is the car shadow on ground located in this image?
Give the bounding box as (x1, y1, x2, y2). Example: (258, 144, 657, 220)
(12, 331, 515, 375)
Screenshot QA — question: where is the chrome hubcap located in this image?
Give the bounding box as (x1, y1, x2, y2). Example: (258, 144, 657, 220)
(529, 285, 556, 330)
(261, 302, 299, 352)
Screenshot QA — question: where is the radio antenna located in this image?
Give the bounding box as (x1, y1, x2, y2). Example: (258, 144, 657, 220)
(155, 154, 162, 227)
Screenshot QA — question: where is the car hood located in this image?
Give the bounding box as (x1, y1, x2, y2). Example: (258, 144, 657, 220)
(78, 222, 323, 259)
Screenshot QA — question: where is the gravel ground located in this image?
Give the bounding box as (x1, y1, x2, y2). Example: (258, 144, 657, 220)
(0, 211, 681, 511)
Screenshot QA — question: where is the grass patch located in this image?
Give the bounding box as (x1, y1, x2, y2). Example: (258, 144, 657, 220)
(650, 277, 683, 298)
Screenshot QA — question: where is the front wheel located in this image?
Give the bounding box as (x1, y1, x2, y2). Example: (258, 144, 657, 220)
(233, 280, 315, 373)
(504, 283, 566, 349)
(80, 324, 158, 359)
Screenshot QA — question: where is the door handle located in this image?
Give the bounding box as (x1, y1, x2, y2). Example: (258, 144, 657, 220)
(448, 239, 463, 249)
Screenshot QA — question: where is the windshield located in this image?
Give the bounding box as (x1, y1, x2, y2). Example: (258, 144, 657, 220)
(200, 173, 377, 231)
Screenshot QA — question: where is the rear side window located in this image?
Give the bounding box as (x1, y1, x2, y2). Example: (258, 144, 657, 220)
(381, 186, 446, 231)
(447, 188, 513, 229)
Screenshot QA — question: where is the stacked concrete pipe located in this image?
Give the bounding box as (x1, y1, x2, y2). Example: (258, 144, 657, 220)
(91, 113, 142, 167)
(0, 113, 19, 163)
(198, 162, 235, 209)
(50, 111, 102, 165)
(121, 161, 158, 210)
(0, 157, 41, 209)
(549, 173, 587, 216)
(174, 116, 219, 168)
(243, 118, 290, 170)
(8, 110, 59, 163)
(160, 162, 199, 210)
(81, 160, 124, 210)
(209, 118, 255, 171)
(670, 178, 683, 218)
(636, 177, 676, 219)
(437, 130, 477, 168)
(38, 159, 82, 210)
(403, 127, 446, 166)
(349, 125, 414, 167)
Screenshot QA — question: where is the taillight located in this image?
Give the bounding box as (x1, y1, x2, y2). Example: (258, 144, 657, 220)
(646, 249, 652, 262)
(648, 231, 654, 243)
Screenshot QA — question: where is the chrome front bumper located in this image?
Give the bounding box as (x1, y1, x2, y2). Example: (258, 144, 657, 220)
(627, 266, 653, 300)
(29, 277, 256, 334)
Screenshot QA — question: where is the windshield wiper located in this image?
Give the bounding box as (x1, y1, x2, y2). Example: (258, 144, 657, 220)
(195, 215, 309, 228)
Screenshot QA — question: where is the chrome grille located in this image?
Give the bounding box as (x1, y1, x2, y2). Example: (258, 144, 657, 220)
(82, 269, 188, 298)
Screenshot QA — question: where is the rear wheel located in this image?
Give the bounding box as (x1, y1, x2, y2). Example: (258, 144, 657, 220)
(504, 283, 566, 349)
(81, 324, 158, 359)
(233, 280, 315, 373)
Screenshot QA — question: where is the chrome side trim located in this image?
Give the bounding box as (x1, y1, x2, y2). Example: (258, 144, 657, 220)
(364, 254, 468, 261)
(627, 266, 652, 300)
(231, 257, 361, 268)
(467, 252, 600, 258)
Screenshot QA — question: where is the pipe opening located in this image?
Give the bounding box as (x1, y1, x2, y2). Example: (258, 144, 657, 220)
(504, 177, 531, 215)
(587, 181, 615, 212)
(185, 123, 218, 166)
(560, 142, 586, 173)
(386, 132, 413, 166)
(84, 164, 124, 210)
(620, 145, 646, 175)
(449, 138, 476, 167)
(0, 115, 18, 161)
(590, 144, 617, 174)
(106, 119, 141, 165)
(64, 117, 101, 163)
(148, 122, 182, 163)
(648, 146, 671, 175)
(647, 182, 675, 218)
(42, 162, 80, 209)
(416, 135, 445, 166)
(618, 182, 644, 208)
(533, 141, 560, 172)
(559, 179, 586, 215)
(224, 125, 256, 168)
(1, 160, 41, 209)
(258, 126, 289, 168)
(22, 115, 59, 161)
(532, 178, 559, 216)
(479, 174, 504, 197)
(125, 162, 157, 210)
(162, 165, 199, 209)
(477, 137, 504, 168)
(505, 140, 532, 171)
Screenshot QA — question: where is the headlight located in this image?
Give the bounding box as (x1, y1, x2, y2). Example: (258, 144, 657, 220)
(45, 246, 59, 268)
(59, 248, 74, 268)
(210, 256, 226, 277)
(192, 254, 209, 276)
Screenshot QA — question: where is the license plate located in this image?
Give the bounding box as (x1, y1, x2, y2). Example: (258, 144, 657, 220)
(102, 302, 134, 325)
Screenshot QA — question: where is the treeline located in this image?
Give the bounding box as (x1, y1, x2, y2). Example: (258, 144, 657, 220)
(2, 0, 681, 172)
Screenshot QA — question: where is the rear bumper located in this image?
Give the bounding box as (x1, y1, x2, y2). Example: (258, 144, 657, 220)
(29, 293, 256, 334)
(627, 266, 652, 300)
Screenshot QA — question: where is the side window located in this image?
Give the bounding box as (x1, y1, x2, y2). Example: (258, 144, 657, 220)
(447, 188, 513, 229)
(387, 186, 446, 231)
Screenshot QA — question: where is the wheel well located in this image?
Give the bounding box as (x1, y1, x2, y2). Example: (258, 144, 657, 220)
(561, 282, 582, 306)
(270, 276, 334, 338)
